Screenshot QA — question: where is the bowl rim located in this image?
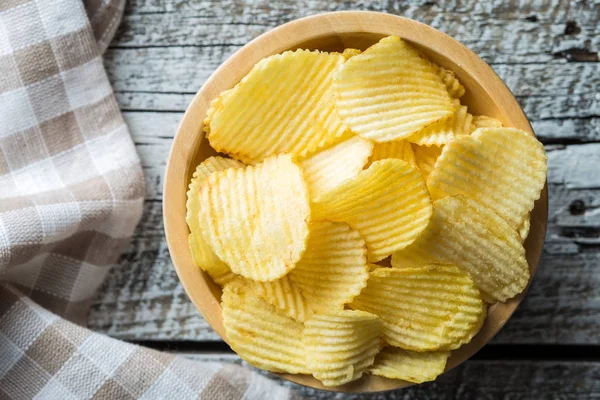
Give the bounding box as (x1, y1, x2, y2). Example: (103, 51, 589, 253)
(163, 10, 549, 393)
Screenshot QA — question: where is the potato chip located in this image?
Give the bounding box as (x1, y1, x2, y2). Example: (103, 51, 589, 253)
(205, 50, 347, 163)
(472, 115, 503, 128)
(369, 140, 415, 166)
(254, 275, 311, 322)
(427, 128, 547, 228)
(436, 65, 465, 99)
(301, 136, 373, 202)
(312, 159, 432, 262)
(304, 310, 382, 386)
(519, 214, 531, 242)
(339, 48, 362, 59)
(350, 265, 484, 351)
(407, 99, 474, 146)
(199, 154, 310, 281)
(332, 36, 454, 142)
(391, 196, 530, 301)
(290, 221, 369, 313)
(412, 144, 443, 180)
(222, 281, 307, 373)
(186, 157, 243, 285)
(187, 236, 235, 285)
(370, 347, 449, 383)
(367, 263, 379, 272)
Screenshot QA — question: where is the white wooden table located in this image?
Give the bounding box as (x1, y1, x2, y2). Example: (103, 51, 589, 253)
(89, 1, 600, 397)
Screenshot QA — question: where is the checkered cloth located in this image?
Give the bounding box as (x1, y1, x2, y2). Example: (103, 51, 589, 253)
(0, 1, 295, 398)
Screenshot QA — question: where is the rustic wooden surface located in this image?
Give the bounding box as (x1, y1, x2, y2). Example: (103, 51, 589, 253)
(88, 0, 600, 397)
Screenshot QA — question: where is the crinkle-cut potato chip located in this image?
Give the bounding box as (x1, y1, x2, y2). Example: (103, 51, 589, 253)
(472, 115, 503, 128)
(199, 154, 310, 281)
(407, 99, 474, 146)
(304, 310, 382, 386)
(301, 136, 373, 202)
(222, 281, 308, 373)
(427, 127, 547, 228)
(205, 49, 347, 163)
(332, 36, 454, 143)
(435, 65, 465, 99)
(312, 159, 432, 262)
(519, 214, 531, 242)
(290, 221, 369, 313)
(186, 157, 243, 285)
(369, 140, 416, 166)
(391, 196, 530, 301)
(367, 263, 380, 272)
(369, 347, 449, 383)
(187, 235, 235, 286)
(412, 144, 443, 180)
(338, 48, 362, 59)
(350, 265, 484, 351)
(254, 275, 311, 322)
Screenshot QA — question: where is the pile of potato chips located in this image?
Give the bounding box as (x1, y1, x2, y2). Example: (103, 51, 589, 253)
(186, 35, 547, 386)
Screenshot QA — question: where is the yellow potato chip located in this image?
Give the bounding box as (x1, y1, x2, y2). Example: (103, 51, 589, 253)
(519, 214, 531, 242)
(427, 127, 547, 228)
(369, 140, 416, 166)
(304, 310, 382, 386)
(205, 50, 347, 163)
(312, 159, 432, 262)
(187, 236, 235, 286)
(367, 263, 379, 272)
(339, 48, 362, 59)
(254, 275, 311, 322)
(199, 154, 310, 281)
(412, 144, 443, 180)
(391, 196, 530, 301)
(222, 281, 307, 373)
(472, 115, 503, 128)
(407, 99, 474, 146)
(290, 221, 369, 313)
(186, 157, 243, 285)
(370, 347, 449, 383)
(332, 36, 454, 142)
(301, 136, 373, 202)
(350, 265, 485, 351)
(435, 65, 465, 99)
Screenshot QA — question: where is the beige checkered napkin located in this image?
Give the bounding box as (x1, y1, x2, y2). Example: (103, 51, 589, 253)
(0, 1, 295, 399)
(0, 286, 294, 399)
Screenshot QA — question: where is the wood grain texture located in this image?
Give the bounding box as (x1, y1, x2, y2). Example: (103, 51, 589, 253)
(171, 353, 600, 399)
(90, 0, 600, 349)
(123, 0, 599, 25)
(112, 12, 598, 64)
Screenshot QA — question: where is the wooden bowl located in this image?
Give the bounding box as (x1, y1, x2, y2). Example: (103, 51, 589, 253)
(164, 11, 548, 393)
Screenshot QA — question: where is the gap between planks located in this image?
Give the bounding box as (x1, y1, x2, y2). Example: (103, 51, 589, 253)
(129, 341, 600, 362)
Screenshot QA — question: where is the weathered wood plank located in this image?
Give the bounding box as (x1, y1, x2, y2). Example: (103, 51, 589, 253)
(124, 0, 599, 26)
(104, 47, 600, 96)
(148, 352, 600, 399)
(115, 92, 194, 112)
(112, 12, 598, 65)
(115, 91, 600, 125)
(89, 112, 600, 343)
